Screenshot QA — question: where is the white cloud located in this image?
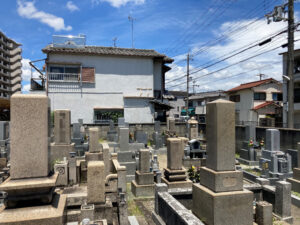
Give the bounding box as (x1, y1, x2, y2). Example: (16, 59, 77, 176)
(17, 1, 72, 31)
(21, 58, 40, 82)
(166, 17, 300, 93)
(66, 1, 79, 12)
(22, 84, 30, 93)
(92, 0, 145, 8)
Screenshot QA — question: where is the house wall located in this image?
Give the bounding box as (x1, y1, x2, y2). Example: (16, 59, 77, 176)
(235, 89, 256, 122)
(168, 97, 185, 118)
(153, 61, 162, 91)
(46, 54, 160, 123)
(252, 82, 282, 108)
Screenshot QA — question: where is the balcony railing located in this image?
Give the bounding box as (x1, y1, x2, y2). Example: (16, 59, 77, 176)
(48, 73, 80, 82)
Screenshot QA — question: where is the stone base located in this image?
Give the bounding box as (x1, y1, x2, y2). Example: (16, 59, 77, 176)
(135, 171, 154, 185)
(85, 152, 103, 162)
(119, 161, 136, 180)
(293, 168, 300, 180)
(0, 173, 58, 207)
(200, 167, 243, 192)
(0, 194, 67, 225)
(161, 177, 193, 189)
(131, 180, 154, 197)
(236, 157, 259, 166)
(192, 183, 253, 225)
(117, 151, 135, 163)
(0, 158, 7, 169)
(287, 178, 300, 193)
(183, 158, 205, 168)
(164, 168, 187, 182)
(50, 143, 75, 164)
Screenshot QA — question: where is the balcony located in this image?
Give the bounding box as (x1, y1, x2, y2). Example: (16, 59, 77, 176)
(48, 73, 80, 82)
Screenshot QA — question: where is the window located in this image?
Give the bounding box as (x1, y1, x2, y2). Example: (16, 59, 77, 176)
(229, 95, 240, 102)
(49, 65, 81, 81)
(94, 109, 124, 123)
(295, 88, 300, 103)
(272, 93, 282, 101)
(177, 106, 179, 112)
(254, 92, 266, 100)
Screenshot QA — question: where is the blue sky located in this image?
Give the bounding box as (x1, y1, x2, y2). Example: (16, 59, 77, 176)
(1, 0, 300, 93)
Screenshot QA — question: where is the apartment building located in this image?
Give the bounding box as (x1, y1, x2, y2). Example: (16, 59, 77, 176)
(32, 35, 173, 123)
(0, 31, 22, 119)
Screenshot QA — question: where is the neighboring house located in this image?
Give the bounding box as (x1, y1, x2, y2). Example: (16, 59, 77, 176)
(165, 91, 187, 119)
(189, 90, 226, 123)
(281, 49, 300, 127)
(31, 35, 173, 124)
(0, 31, 22, 120)
(226, 78, 282, 125)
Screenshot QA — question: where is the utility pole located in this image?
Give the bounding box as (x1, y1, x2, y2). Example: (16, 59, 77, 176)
(287, 0, 295, 128)
(186, 53, 190, 117)
(112, 37, 117, 47)
(128, 15, 136, 48)
(266, 0, 294, 128)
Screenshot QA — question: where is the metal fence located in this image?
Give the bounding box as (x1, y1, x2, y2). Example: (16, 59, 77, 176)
(48, 73, 80, 82)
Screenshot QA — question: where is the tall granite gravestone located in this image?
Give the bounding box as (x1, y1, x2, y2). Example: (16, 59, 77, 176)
(161, 138, 192, 189)
(167, 117, 176, 134)
(131, 149, 155, 196)
(117, 126, 136, 181)
(0, 94, 66, 224)
(275, 181, 293, 223)
(107, 120, 118, 142)
(153, 121, 162, 150)
(87, 161, 106, 204)
(50, 110, 75, 164)
(192, 99, 253, 225)
(287, 142, 300, 193)
(71, 122, 88, 156)
(86, 128, 103, 162)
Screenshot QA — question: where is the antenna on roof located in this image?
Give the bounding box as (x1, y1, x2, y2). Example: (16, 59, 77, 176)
(257, 73, 267, 80)
(128, 15, 136, 48)
(112, 37, 117, 47)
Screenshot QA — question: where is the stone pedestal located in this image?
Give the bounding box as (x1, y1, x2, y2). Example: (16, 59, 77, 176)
(193, 184, 253, 225)
(85, 152, 103, 162)
(50, 143, 75, 163)
(167, 117, 176, 134)
(192, 99, 253, 225)
(274, 181, 293, 223)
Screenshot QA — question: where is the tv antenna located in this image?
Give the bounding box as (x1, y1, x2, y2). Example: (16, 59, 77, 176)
(128, 15, 136, 48)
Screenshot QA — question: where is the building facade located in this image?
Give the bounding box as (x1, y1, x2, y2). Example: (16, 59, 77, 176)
(227, 78, 282, 126)
(33, 35, 172, 124)
(165, 91, 187, 119)
(189, 90, 226, 123)
(0, 31, 22, 120)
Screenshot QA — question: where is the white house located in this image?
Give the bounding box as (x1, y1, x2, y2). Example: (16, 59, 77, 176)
(164, 91, 187, 119)
(32, 35, 173, 124)
(226, 78, 282, 125)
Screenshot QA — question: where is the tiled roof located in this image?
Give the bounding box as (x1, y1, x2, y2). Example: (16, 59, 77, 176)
(42, 45, 173, 63)
(227, 78, 277, 93)
(253, 101, 281, 110)
(189, 90, 226, 100)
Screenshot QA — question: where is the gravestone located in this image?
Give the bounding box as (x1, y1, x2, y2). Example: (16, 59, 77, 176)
(245, 124, 256, 142)
(86, 128, 102, 162)
(0, 121, 9, 141)
(107, 120, 118, 142)
(287, 142, 300, 193)
(0, 94, 66, 224)
(260, 129, 292, 179)
(274, 181, 293, 223)
(161, 138, 192, 189)
(54, 110, 71, 144)
(167, 117, 176, 134)
(87, 161, 105, 204)
(187, 117, 198, 140)
(50, 109, 75, 163)
(154, 121, 161, 133)
(131, 149, 155, 196)
(192, 99, 253, 225)
(119, 127, 129, 151)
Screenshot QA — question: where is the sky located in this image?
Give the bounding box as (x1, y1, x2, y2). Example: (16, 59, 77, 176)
(1, 0, 300, 93)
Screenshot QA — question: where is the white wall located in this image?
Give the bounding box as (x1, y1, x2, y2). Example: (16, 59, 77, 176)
(46, 54, 161, 123)
(169, 97, 185, 117)
(153, 61, 162, 91)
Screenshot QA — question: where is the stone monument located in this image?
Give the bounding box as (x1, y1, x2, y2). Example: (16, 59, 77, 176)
(187, 117, 198, 140)
(86, 127, 103, 162)
(287, 142, 300, 193)
(161, 138, 192, 189)
(131, 149, 155, 196)
(192, 99, 253, 225)
(0, 94, 66, 225)
(259, 129, 292, 179)
(50, 109, 75, 163)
